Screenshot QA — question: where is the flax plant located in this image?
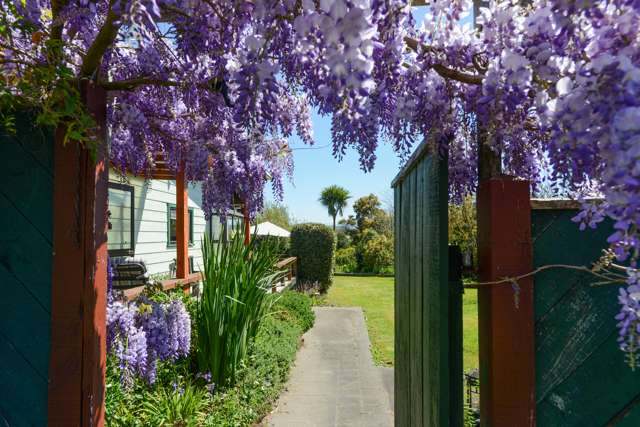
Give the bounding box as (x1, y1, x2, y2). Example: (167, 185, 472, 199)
(197, 233, 282, 386)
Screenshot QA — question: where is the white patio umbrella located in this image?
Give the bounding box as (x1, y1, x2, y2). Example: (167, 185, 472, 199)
(252, 221, 290, 238)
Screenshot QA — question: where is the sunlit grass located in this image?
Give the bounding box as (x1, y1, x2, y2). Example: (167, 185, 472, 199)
(316, 276, 479, 372)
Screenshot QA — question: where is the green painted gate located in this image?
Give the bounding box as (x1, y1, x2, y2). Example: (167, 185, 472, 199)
(0, 113, 53, 425)
(533, 207, 640, 426)
(392, 145, 463, 427)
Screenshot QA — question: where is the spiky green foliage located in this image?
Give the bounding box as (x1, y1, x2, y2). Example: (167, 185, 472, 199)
(197, 234, 282, 386)
(141, 382, 207, 427)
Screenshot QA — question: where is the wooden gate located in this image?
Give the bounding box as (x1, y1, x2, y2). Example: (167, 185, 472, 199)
(392, 144, 463, 427)
(532, 204, 640, 426)
(0, 113, 53, 425)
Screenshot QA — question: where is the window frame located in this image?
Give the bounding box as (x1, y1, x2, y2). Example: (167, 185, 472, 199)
(167, 204, 195, 247)
(107, 182, 135, 257)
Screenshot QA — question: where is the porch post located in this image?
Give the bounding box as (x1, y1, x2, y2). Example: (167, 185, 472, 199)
(477, 178, 535, 426)
(243, 202, 250, 245)
(176, 166, 189, 279)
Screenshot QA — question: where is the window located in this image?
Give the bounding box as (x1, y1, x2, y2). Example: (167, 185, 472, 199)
(107, 183, 135, 256)
(207, 211, 245, 243)
(168, 205, 194, 246)
(208, 214, 223, 242)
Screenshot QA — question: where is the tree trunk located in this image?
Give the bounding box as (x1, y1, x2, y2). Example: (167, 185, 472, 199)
(332, 215, 336, 231)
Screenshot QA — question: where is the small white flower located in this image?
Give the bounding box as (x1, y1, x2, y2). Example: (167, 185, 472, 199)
(556, 77, 573, 97)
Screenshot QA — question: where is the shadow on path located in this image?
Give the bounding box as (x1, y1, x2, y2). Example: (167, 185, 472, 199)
(263, 307, 394, 427)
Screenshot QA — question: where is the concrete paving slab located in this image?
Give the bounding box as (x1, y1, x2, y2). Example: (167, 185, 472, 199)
(263, 307, 393, 427)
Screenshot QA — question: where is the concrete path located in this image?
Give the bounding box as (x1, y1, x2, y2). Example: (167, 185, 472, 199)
(263, 307, 394, 427)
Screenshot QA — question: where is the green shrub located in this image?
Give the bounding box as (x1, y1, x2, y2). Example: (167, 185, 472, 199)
(290, 223, 336, 291)
(335, 246, 358, 272)
(198, 233, 282, 387)
(359, 231, 394, 273)
(273, 291, 315, 332)
(335, 231, 351, 249)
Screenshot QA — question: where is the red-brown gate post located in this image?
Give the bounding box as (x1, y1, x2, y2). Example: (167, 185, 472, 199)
(49, 82, 108, 426)
(477, 177, 535, 427)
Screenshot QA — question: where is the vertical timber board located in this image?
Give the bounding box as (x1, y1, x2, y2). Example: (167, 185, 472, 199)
(0, 112, 53, 426)
(401, 167, 413, 424)
(393, 148, 455, 427)
(409, 164, 422, 426)
(416, 155, 426, 425)
(533, 210, 640, 426)
(449, 245, 464, 427)
(49, 82, 107, 426)
(394, 172, 409, 425)
(421, 155, 450, 427)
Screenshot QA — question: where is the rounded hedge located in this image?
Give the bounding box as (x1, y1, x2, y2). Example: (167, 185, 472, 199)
(290, 223, 336, 291)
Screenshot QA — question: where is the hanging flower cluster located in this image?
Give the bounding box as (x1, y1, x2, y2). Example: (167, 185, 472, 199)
(2, 0, 640, 360)
(107, 295, 191, 387)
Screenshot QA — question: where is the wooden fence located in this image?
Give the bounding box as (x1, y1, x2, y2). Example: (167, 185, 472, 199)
(392, 145, 640, 426)
(532, 204, 640, 425)
(0, 84, 108, 426)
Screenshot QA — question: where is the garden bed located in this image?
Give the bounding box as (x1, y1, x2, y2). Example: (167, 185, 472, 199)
(106, 290, 314, 426)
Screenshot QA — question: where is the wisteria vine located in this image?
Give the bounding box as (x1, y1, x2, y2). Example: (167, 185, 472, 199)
(2, 0, 639, 360)
(107, 293, 191, 386)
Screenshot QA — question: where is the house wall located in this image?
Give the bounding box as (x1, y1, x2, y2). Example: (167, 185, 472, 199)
(108, 170, 206, 276)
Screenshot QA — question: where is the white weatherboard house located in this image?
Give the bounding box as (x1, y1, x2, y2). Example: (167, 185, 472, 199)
(107, 170, 245, 277)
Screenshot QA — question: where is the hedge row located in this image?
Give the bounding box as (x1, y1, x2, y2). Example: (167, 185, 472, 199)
(290, 223, 336, 291)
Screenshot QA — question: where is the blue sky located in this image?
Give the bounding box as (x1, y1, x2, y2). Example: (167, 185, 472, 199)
(264, 111, 404, 224)
(264, 7, 436, 225)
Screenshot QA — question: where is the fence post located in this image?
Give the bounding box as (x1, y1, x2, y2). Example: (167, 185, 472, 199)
(477, 178, 535, 427)
(49, 82, 107, 426)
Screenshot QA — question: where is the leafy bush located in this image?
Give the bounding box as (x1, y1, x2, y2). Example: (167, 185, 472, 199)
(198, 233, 282, 386)
(290, 223, 336, 291)
(359, 231, 394, 274)
(203, 314, 302, 426)
(273, 291, 315, 332)
(335, 231, 352, 249)
(335, 246, 358, 272)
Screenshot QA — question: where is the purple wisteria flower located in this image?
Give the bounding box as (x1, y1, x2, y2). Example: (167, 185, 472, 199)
(3, 0, 640, 364)
(616, 270, 640, 368)
(107, 294, 191, 386)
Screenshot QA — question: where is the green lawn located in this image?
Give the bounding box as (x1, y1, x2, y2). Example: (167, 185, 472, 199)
(316, 275, 479, 372)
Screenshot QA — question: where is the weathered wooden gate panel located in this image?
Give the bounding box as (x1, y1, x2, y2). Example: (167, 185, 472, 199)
(0, 113, 53, 425)
(393, 145, 462, 427)
(533, 207, 640, 426)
